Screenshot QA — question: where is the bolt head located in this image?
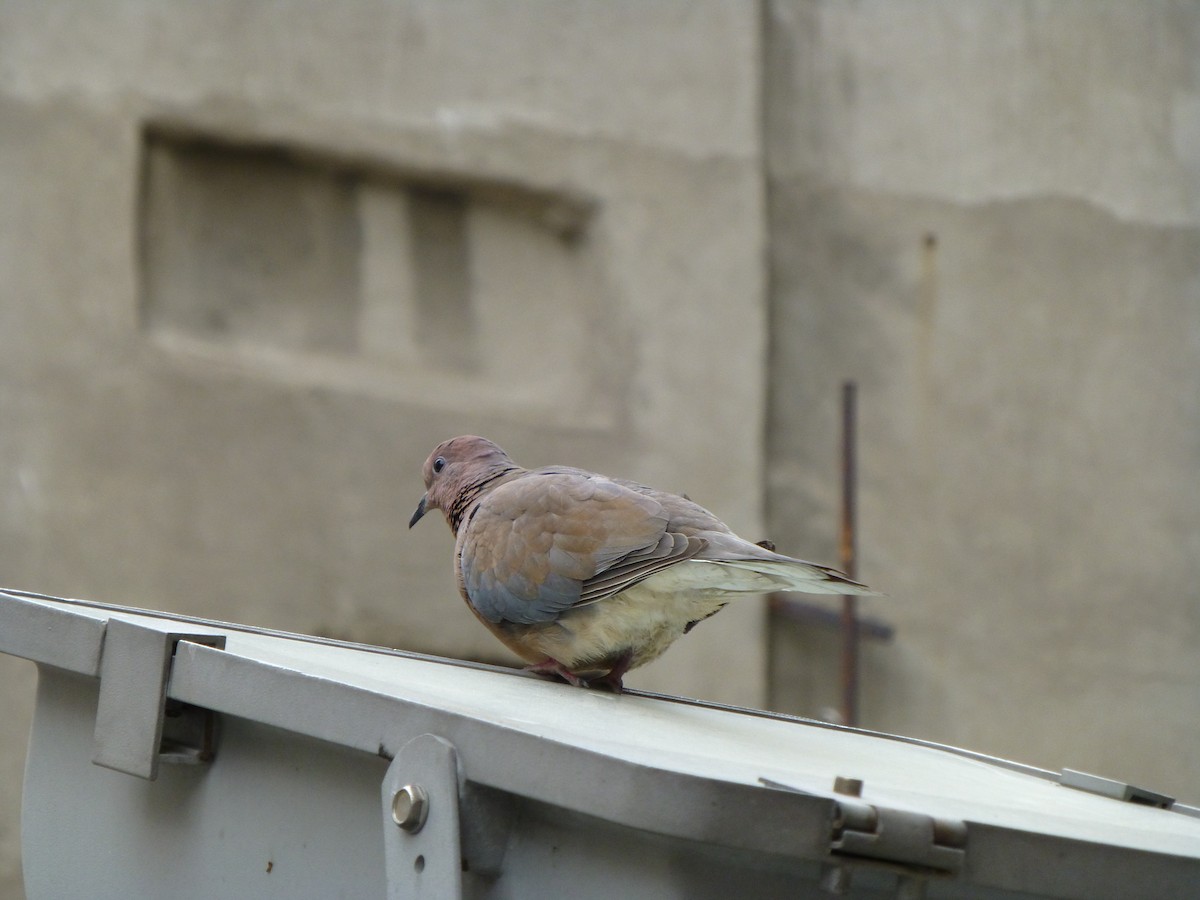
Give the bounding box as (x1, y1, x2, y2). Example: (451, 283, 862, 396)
(392, 784, 429, 833)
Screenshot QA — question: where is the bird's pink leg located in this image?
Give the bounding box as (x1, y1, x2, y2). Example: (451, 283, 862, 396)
(524, 658, 588, 687)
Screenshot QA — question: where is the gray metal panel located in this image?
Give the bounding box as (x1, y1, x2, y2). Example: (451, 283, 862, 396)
(162, 639, 1200, 852)
(23, 668, 390, 900)
(166, 630, 1200, 898)
(166, 641, 835, 861)
(6, 591, 1200, 899)
(0, 590, 106, 675)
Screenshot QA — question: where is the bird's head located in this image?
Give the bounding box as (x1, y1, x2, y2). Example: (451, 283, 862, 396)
(409, 435, 518, 532)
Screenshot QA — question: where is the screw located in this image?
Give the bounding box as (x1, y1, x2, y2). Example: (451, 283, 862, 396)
(392, 784, 429, 833)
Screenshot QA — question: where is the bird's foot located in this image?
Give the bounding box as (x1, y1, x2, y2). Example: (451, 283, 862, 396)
(524, 658, 588, 687)
(524, 653, 634, 693)
(589, 651, 635, 694)
(588, 672, 625, 693)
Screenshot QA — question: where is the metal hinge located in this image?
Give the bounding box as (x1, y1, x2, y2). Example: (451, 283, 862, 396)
(831, 797, 967, 873)
(92, 619, 225, 780)
(762, 774, 967, 898)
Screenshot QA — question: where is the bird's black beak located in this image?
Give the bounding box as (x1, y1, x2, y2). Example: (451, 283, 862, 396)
(408, 495, 428, 529)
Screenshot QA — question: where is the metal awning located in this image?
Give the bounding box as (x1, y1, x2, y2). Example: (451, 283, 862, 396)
(2, 588, 1198, 899)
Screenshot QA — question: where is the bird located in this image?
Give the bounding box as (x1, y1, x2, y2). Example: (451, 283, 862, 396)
(409, 435, 877, 692)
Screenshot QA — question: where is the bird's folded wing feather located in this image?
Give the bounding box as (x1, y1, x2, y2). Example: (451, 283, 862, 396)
(577, 531, 707, 605)
(461, 471, 699, 624)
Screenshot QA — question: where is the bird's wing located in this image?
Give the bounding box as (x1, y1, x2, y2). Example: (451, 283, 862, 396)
(460, 470, 700, 624)
(622, 480, 878, 596)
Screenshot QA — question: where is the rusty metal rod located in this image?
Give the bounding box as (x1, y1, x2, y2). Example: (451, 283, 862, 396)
(839, 380, 860, 727)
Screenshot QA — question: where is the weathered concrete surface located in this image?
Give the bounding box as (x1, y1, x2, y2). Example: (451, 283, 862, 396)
(765, 0, 1200, 801)
(2, 1, 1199, 896)
(0, 4, 765, 894)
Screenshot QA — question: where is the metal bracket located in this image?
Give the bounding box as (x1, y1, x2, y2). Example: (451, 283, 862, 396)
(382, 734, 465, 900)
(1060, 768, 1175, 809)
(831, 797, 967, 874)
(381, 734, 514, 899)
(92, 619, 225, 780)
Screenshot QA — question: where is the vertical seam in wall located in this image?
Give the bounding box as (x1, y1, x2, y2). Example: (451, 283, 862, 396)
(757, 0, 772, 522)
(757, 0, 778, 708)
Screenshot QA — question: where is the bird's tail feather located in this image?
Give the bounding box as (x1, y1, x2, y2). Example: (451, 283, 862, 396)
(716, 558, 879, 596)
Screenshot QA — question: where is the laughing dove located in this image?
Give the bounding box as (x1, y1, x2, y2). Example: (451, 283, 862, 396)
(410, 435, 876, 691)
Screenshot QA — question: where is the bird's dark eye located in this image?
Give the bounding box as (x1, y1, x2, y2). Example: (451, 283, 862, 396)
(432, 456, 446, 474)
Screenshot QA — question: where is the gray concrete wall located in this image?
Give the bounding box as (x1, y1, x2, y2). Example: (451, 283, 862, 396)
(1, 1, 1198, 896)
(0, 4, 765, 894)
(765, 0, 1200, 801)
